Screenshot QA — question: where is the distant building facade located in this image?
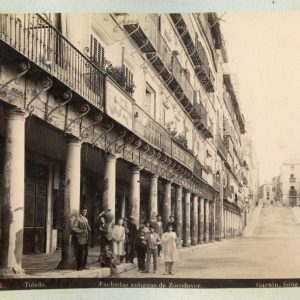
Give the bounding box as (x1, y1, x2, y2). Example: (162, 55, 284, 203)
(259, 183, 274, 204)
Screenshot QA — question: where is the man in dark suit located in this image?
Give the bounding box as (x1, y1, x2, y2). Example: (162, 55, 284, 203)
(165, 215, 177, 233)
(72, 206, 91, 271)
(125, 216, 138, 263)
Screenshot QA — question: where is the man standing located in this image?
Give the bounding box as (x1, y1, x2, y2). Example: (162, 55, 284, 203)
(126, 216, 137, 263)
(144, 225, 160, 273)
(72, 206, 90, 271)
(154, 215, 163, 257)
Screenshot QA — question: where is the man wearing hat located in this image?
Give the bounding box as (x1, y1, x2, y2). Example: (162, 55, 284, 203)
(125, 215, 138, 263)
(72, 205, 91, 271)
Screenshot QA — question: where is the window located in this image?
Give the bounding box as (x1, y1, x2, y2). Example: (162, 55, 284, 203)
(90, 34, 105, 69)
(124, 65, 134, 96)
(290, 174, 296, 183)
(145, 83, 156, 120)
(290, 186, 295, 191)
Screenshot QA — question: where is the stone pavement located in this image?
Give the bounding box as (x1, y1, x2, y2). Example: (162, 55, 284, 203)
(242, 202, 263, 237)
(120, 205, 300, 278)
(21, 247, 134, 278)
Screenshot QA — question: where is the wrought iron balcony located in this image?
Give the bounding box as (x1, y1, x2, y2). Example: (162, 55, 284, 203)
(289, 190, 297, 197)
(123, 16, 212, 138)
(0, 13, 105, 108)
(213, 175, 221, 192)
(217, 134, 228, 161)
(170, 13, 215, 93)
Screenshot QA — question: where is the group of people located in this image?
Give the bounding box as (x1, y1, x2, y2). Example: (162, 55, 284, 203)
(71, 206, 179, 276)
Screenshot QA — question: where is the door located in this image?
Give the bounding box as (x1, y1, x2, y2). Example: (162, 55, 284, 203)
(23, 180, 47, 254)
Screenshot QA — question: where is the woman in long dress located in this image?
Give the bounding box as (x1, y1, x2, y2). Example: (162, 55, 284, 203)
(161, 223, 178, 275)
(112, 218, 126, 264)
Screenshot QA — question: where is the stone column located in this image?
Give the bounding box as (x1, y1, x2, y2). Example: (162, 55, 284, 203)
(103, 153, 117, 218)
(163, 180, 172, 228)
(129, 166, 141, 224)
(191, 195, 198, 245)
(46, 164, 54, 254)
(57, 138, 81, 269)
(149, 174, 158, 223)
(209, 201, 215, 242)
(215, 197, 222, 241)
(204, 199, 209, 243)
(183, 190, 191, 247)
(0, 108, 25, 276)
(120, 186, 126, 219)
(175, 185, 183, 246)
(198, 197, 204, 244)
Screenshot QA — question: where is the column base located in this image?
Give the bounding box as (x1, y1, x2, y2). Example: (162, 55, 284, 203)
(191, 240, 198, 246)
(57, 259, 76, 270)
(0, 267, 25, 277)
(182, 240, 191, 247)
(215, 237, 222, 241)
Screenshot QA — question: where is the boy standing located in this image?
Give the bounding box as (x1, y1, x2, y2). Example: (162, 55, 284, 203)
(144, 225, 160, 273)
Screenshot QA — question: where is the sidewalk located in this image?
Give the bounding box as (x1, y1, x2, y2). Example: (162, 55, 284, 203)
(242, 203, 263, 237)
(21, 247, 135, 279)
(20, 240, 223, 279)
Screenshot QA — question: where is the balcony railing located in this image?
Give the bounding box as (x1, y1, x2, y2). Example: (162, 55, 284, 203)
(123, 16, 212, 139)
(213, 175, 221, 192)
(289, 190, 297, 197)
(0, 13, 105, 108)
(170, 13, 215, 93)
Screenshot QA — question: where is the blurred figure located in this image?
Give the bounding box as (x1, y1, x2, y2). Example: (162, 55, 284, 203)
(144, 225, 161, 273)
(161, 224, 178, 275)
(135, 230, 147, 271)
(154, 215, 163, 257)
(125, 216, 137, 263)
(112, 218, 126, 264)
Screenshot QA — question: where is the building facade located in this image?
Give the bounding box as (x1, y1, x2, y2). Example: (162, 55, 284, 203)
(259, 183, 274, 204)
(279, 162, 300, 206)
(0, 13, 257, 275)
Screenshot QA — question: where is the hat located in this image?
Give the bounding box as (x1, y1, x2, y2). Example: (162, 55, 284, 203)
(149, 224, 155, 229)
(80, 205, 88, 211)
(129, 216, 135, 220)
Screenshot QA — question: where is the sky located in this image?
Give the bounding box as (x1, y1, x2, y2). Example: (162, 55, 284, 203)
(221, 11, 300, 184)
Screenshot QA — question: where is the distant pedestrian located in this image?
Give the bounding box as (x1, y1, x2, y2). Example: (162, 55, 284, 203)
(126, 216, 138, 263)
(165, 215, 177, 233)
(112, 218, 126, 264)
(144, 225, 161, 273)
(135, 230, 147, 271)
(161, 224, 178, 275)
(154, 215, 163, 257)
(72, 206, 91, 271)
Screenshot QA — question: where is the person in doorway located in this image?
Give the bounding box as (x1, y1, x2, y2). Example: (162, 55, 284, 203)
(161, 223, 178, 275)
(144, 225, 161, 273)
(135, 230, 148, 271)
(97, 213, 109, 264)
(72, 206, 91, 271)
(165, 215, 177, 233)
(154, 215, 163, 258)
(112, 218, 126, 264)
(125, 216, 138, 263)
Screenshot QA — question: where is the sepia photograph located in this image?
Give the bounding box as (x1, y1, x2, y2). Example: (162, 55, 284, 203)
(1, 1, 300, 296)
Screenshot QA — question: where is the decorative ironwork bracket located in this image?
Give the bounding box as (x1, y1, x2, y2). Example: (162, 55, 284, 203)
(93, 122, 114, 148)
(106, 128, 126, 153)
(64, 103, 90, 134)
(116, 133, 135, 153)
(45, 90, 73, 122)
(80, 112, 103, 140)
(26, 76, 53, 114)
(0, 62, 30, 97)
(132, 139, 142, 164)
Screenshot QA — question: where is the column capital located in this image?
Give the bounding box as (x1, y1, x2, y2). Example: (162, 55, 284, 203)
(5, 106, 26, 120)
(150, 174, 158, 180)
(66, 137, 82, 146)
(130, 165, 142, 173)
(105, 152, 118, 162)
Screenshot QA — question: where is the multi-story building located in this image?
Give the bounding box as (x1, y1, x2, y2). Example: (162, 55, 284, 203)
(259, 183, 274, 204)
(0, 13, 257, 275)
(278, 162, 300, 206)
